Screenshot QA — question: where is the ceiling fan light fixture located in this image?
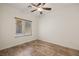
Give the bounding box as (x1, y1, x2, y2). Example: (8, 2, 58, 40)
(28, 3, 52, 14)
(37, 7, 43, 11)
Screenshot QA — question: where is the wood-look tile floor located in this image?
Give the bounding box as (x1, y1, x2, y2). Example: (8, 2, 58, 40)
(0, 40, 79, 56)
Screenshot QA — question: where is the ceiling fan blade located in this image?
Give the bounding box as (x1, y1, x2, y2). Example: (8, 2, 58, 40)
(31, 9, 37, 12)
(43, 7, 52, 10)
(37, 3, 41, 6)
(42, 3, 45, 6)
(40, 11, 43, 14)
(31, 3, 37, 7)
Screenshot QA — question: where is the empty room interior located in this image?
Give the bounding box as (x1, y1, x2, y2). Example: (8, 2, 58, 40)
(0, 3, 79, 56)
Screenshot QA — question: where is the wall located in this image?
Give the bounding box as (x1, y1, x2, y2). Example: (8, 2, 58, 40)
(39, 4, 79, 50)
(0, 4, 79, 50)
(0, 4, 38, 50)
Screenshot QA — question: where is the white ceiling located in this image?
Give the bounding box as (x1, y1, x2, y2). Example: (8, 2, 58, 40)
(6, 3, 79, 10)
(1, 3, 79, 16)
(6, 3, 51, 16)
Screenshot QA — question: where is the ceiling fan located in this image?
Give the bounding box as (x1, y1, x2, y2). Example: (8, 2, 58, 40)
(28, 3, 52, 14)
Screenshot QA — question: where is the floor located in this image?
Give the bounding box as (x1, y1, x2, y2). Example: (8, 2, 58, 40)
(0, 40, 79, 56)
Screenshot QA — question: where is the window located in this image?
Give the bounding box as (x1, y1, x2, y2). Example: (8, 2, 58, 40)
(15, 17, 32, 37)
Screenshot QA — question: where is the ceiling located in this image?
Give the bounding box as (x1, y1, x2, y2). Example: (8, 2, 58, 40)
(1, 3, 79, 16)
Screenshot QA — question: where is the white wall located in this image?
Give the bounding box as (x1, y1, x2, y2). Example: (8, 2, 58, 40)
(0, 4, 79, 50)
(39, 4, 79, 50)
(0, 4, 38, 50)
